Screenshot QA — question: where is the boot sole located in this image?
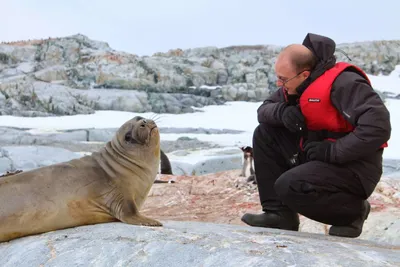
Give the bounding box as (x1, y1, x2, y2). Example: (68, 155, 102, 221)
(241, 215, 299, 231)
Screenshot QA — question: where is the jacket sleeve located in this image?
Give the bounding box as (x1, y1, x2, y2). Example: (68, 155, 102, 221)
(257, 88, 287, 125)
(329, 70, 391, 164)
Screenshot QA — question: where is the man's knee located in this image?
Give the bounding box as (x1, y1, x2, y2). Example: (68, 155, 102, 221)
(273, 171, 294, 200)
(274, 169, 314, 202)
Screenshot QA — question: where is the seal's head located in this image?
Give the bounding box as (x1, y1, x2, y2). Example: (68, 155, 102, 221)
(113, 116, 160, 159)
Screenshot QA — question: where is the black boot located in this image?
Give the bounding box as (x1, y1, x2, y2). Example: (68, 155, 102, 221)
(328, 200, 371, 238)
(241, 210, 300, 231)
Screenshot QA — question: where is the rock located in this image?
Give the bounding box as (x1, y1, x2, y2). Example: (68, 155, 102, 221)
(0, 221, 398, 266)
(0, 34, 396, 116)
(0, 148, 13, 173)
(87, 128, 117, 142)
(167, 147, 243, 175)
(78, 88, 151, 113)
(0, 146, 82, 173)
(336, 40, 400, 75)
(34, 65, 68, 82)
(16, 62, 36, 74)
(0, 157, 12, 173)
(46, 130, 88, 142)
(0, 80, 95, 116)
(0, 92, 5, 106)
(0, 44, 37, 64)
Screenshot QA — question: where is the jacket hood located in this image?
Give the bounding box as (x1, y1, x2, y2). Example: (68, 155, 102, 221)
(302, 33, 336, 63)
(296, 33, 337, 95)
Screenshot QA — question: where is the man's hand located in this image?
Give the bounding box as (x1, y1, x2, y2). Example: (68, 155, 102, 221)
(304, 141, 333, 162)
(281, 106, 305, 133)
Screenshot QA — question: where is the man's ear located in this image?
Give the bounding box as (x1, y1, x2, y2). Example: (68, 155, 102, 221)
(302, 70, 311, 79)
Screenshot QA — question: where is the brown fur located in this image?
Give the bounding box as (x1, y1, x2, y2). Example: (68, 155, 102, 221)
(0, 116, 162, 243)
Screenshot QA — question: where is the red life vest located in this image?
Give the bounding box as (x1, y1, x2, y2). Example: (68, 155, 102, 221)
(298, 62, 388, 148)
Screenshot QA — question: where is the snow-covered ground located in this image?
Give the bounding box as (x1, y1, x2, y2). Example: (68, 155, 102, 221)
(0, 67, 399, 162)
(368, 65, 400, 95)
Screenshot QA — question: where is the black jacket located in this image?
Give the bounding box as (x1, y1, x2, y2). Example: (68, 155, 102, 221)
(257, 33, 391, 195)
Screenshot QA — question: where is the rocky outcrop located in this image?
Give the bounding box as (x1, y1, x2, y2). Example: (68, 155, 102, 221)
(0, 221, 398, 267)
(1, 34, 398, 116)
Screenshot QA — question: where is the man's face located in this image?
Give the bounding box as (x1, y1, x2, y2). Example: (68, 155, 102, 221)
(274, 57, 310, 95)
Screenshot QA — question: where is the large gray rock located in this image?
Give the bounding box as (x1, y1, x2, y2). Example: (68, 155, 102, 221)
(168, 147, 243, 175)
(0, 146, 82, 173)
(0, 221, 398, 266)
(0, 34, 396, 116)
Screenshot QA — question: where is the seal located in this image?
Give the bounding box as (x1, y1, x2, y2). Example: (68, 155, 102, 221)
(160, 149, 173, 175)
(153, 149, 176, 184)
(0, 116, 162, 243)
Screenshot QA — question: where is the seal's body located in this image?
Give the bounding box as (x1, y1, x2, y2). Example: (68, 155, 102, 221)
(0, 116, 162, 243)
(160, 149, 173, 175)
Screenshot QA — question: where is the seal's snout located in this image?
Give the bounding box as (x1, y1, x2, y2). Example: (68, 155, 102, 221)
(121, 117, 159, 146)
(141, 119, 157, 131)
(140, 119, 147, 128)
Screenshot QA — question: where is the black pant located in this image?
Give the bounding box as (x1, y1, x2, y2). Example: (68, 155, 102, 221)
(252, 123, 368, 226)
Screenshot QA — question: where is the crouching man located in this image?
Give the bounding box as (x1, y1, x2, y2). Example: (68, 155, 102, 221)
(241, 33, 391, 238)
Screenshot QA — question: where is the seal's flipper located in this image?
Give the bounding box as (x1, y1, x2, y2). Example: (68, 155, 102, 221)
(117, 199, 162, 227)
(123, 213, 163, 226)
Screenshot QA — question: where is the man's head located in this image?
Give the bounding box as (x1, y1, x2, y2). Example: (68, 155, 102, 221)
(274, 44, 318, 95)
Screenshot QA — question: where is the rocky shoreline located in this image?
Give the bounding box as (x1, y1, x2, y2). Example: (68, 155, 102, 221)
(1, 34, 399, 116)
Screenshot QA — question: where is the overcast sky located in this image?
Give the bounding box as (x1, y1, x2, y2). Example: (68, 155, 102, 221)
(1, 0, 399, 56)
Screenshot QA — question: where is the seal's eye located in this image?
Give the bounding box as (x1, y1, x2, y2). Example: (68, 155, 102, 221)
(125, 132, 132, 142)
(125, 132, 139, 144)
